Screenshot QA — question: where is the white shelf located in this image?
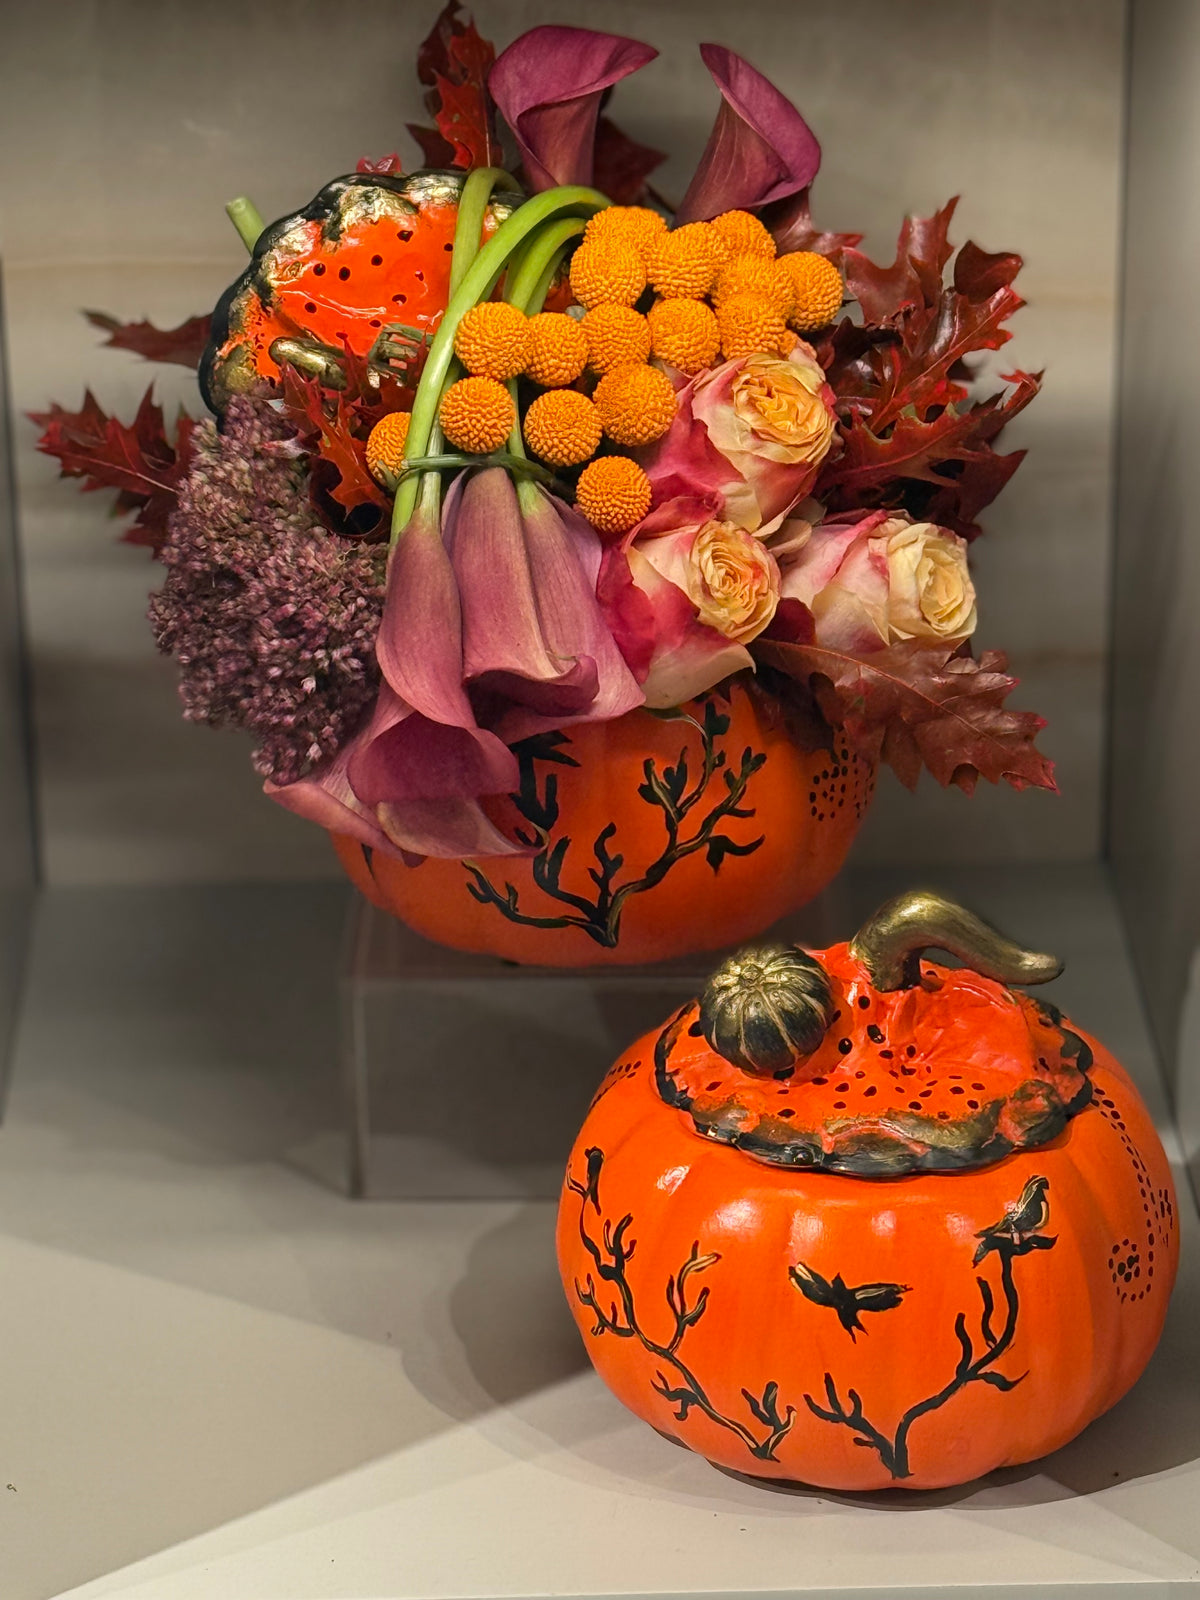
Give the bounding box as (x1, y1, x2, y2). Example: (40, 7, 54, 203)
(0, 869, 1196, 1599)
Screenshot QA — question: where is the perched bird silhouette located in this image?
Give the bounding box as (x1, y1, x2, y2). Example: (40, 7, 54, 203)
(973, 1175, 1052, 1264)
(582, 1146, 605, 1213)
(788, 1260, 911, 1340)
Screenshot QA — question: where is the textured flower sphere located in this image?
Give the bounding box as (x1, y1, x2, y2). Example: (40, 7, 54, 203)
(569, 239, 647, 310)
(582, 304, 653, 374)
(717, 292, 792, 360)
(365, 410, 411, 485)
(710, 209, 777, 261)
(584, 205, 668, 261)
(524, 312, 589, 387)
(523, 389, 604, 467)
(646, 223, 723, 300)
(576, 454, 653, 535)
(779, 251, 844, 331)
(438, 376, 515, 454)
(715, 253, 795, 319)
(594, 362, 678, 446)
(647, 298, 721, 375)
(452, 301, 531, 381)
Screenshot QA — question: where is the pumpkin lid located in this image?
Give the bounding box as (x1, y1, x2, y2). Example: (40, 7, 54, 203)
(656, 891, 1094, 1177)
(200, 170, 523, 414)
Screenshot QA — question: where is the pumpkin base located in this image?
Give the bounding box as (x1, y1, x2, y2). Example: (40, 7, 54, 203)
(332, 683, 876, 967)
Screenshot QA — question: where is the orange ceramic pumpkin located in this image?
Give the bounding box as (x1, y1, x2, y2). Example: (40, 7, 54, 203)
(556, 891, 1178, 1490)
(332, 680, 876, 967)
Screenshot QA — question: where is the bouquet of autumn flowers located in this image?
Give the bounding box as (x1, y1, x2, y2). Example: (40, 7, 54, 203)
(35, 5, 1053, 963)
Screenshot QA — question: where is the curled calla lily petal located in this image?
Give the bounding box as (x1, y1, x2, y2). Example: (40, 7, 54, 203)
(676, 45, 821, 223)
(265, 732, 403, 860)
(489, 25, 658, 191)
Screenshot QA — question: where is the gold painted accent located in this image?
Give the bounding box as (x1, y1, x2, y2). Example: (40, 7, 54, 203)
(850, 890, 1063, 992)
(268, 337, 349, 389)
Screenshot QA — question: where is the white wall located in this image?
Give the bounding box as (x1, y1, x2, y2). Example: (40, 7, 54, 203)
(1111, 0, 1200, 1177)
(0, 0, 1125, 884)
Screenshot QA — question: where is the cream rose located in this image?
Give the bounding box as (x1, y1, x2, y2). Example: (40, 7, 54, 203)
(685, 520, 781, 642)
(882, 518, 977, 641)
(727, 350, 838, 468)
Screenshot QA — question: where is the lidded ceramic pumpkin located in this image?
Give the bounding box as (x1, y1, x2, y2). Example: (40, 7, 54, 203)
(556, 891, 1179, 1491)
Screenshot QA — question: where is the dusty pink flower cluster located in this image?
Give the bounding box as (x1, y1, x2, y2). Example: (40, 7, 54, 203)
(150, 400, 386, 785)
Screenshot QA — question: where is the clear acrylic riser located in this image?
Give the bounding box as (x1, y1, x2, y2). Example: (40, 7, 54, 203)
(337, 878, 885, 1200)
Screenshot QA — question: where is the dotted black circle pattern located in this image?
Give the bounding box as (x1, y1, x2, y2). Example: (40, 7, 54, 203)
(1095, 1090, 1174, 1305)
(806, 746, 876, 826)
(590, 1055, 641, 1111)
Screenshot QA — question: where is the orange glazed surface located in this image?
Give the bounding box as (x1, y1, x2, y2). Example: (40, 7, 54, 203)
(331, 682, 876, 967)
(557, 1017, 1178, 1491)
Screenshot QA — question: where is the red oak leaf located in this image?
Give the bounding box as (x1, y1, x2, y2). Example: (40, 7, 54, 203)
(85, 310, 211, 371)
(765, 187, 863, 265)
(842, 198, 960, 323)
(30, 387, 195, 552)
(409, 1, 500, 170)
(592, 115, 666, 205)
(279, 367, 389, 520)
(755, 637, 1055, 795)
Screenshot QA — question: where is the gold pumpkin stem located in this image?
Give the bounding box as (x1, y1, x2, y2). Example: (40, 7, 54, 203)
(849, 890, 1063, 992)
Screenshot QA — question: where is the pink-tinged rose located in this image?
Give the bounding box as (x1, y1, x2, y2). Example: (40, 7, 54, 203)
(676, 45, 821, 223)
(644, 346, 838, 533)
(602, 508, 781, 707)
(489, 27, 657, 192)
(774, 511, 977, 653)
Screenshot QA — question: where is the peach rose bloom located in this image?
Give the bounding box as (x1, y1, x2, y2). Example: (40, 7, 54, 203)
(685, 519, 781, 643)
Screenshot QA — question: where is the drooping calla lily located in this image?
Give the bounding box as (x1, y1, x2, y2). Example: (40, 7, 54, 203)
(488, 25, 658, 191)
(676, 45, 821, 223)
(446, 468, 644, 740)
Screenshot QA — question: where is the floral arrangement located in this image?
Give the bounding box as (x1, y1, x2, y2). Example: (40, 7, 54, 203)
(34, 4, 1053, 870)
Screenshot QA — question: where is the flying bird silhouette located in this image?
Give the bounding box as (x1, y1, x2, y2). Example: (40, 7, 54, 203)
(973, 1175, 1052, 1264)
(788, 1260, 911, 1340)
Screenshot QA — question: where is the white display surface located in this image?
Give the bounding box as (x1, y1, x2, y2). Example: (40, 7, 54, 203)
(0, 870, 1196, 1599)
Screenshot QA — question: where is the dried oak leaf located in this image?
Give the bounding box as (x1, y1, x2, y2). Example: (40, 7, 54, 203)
(30, 387, 195, 552)
(279, 366, 390, 520)
(592, 115, 667, 205)
(85, 310, 211, 371)
(764, 187, 864, 266)
(755, 634, 1056, 795)
(408, 0, 500, 170)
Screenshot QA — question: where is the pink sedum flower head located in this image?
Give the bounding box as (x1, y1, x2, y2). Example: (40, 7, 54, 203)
(774, 510, 978, 653)
(602, 500, 781, 708)
(644, 345, 838, 535)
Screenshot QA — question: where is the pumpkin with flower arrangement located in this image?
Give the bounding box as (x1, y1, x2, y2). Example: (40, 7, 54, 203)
(33, 5, 1053, 967)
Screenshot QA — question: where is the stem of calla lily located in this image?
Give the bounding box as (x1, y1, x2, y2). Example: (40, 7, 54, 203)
(391, 184, 610, 544)
(396, 451, 563, 488)
(449, 167, 518, 298)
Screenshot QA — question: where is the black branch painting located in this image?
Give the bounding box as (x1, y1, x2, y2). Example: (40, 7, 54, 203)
(464, 699, 766, 948)
(566, 1147, 796, 1462)
(799, 1175, 1056, 1480)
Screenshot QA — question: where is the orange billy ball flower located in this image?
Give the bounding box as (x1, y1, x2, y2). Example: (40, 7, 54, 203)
(594, 361, 677, 447)
(646, 222, 723, 300)
(582, 303, 652, 374)
(438, 376, 515, 454)
(365, 410, 411, 485)
(524, 389, 604, 467)
(714, 253, 795, 319)
(647, 298, 721, 375)
(568, 238, 646, 310)
(576, 454, 653, 536)
(584, 205, 668, 261)
(524, 312, 589, 387)
(452, 301, 532, 381)
(710, 209, 777, 260)
(716, 292, 791, 360)
(779, 250, 845, 331)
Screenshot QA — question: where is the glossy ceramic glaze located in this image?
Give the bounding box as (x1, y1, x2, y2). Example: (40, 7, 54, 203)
(556, 921, 1179, 1490)
(332, 681, 876, 967)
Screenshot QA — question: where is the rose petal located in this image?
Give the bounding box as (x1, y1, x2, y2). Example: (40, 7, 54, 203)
(489, 26, 658, 191)
(626, 544, 753, 707)
(676, 45, 821, 223)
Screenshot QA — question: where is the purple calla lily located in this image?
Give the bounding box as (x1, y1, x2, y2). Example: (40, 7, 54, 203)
(489, 25, 658, 191)
(676, 45, 821, 223)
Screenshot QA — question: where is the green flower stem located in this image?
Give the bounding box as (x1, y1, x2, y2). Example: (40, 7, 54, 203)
(504, 216, 586, 313)
(391, 184, 610, 544)
(397, 450, 560, 486)
(449, 167, 517, 298)
(225, 196, 265, 253)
